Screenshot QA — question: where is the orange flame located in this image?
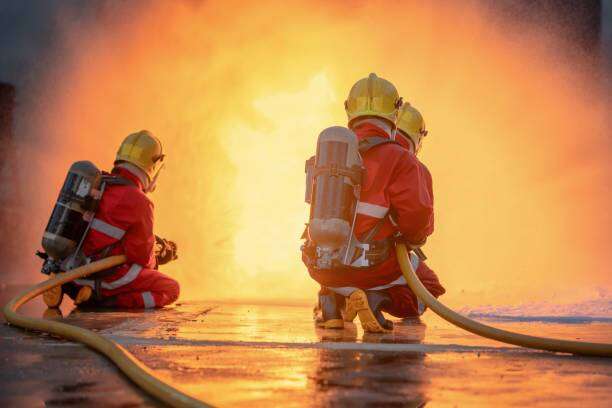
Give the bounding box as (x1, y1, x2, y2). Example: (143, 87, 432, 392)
(19, 1, 611, 306)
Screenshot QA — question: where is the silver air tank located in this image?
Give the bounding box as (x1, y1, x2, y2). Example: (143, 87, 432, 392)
(308, 126, 362, 269)
(42, 161, 101, 260)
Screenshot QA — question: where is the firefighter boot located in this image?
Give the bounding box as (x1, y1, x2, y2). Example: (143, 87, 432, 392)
(346, 289, 393, 333)
(42, 273, 64, 308)
(74, 286, 94, 305)
(315, 290, 345, 329)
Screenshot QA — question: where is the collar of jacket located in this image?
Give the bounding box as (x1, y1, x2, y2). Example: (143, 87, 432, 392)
(351, 120, 392, 141)
(394, 129, 414, 152)
(112, 166, 145, 191)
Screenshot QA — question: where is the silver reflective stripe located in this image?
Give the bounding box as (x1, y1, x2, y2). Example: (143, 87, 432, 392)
(74, 264, 142, 291)
(101, 264, 143, 290)
(90, 218, 126, 240)
(368, 275, 407, 291)
(327, 287, 357, 297)
(417, 299, 426, 315)
(142, 291, 155, 308)
(356, 201, 388, 218)
(410, 251, 420, 271)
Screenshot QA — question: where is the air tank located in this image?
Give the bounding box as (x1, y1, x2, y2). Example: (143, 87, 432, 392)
(308, 126, 362, 268)
(42, 161, 101, 260)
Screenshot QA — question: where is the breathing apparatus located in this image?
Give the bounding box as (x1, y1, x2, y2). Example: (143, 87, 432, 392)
(39, 130, 165, 276)
(303, 127, 363, 269)
(303, 126, 405, 270)
(39, 162, 139, 275)
(40, 161, 104, 274)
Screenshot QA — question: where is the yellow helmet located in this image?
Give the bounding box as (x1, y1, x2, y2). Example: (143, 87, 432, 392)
(115, 130, 164, 181)
(344, 73, 402, 127)
(397, 103, 428, 154)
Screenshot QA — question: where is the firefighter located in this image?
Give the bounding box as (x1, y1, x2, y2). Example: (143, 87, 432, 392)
(395, 102, 427, 154)
(307, 74, 445, 332)
(43, 130, 179, 309)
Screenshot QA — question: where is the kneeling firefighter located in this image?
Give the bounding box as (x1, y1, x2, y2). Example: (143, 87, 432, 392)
(40, 130, 180, 309)
(302, 74, 445, 332)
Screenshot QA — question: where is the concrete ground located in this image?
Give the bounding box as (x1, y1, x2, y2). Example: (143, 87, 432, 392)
(1, 285, 611, 407)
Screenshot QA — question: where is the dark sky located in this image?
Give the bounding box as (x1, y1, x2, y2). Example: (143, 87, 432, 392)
(0, 0, 611, 89)
(0, 1, 104, 88)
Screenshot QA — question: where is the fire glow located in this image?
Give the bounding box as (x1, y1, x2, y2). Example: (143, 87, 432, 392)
(17, 1, 611, 307)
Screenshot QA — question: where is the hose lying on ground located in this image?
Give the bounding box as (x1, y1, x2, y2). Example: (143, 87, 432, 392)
(3, 255, 211, 408)
(396, 243, 612, 357)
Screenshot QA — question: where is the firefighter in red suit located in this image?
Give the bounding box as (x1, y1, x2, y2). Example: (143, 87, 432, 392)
(43, 130, 180, 309)
(307, 74, 445, 332)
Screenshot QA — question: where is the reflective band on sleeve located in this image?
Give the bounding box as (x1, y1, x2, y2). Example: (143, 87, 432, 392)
(101, 264, 143, 290)
(356, 201, 388, 218)
(90, 218, 126, 240)
(142, 291, 155, 309)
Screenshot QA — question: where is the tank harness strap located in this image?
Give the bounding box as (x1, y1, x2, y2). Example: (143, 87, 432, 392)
(347, 215, 392, 267)
(361, 215, 387, 243)
(101, 173, 137, 187)
(311, 164, 362, 185)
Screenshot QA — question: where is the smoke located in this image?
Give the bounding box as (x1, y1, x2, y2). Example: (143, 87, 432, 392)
(12, 0, 611, 307)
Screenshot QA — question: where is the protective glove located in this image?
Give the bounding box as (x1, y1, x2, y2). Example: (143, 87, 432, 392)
(154, 235, 178, 266)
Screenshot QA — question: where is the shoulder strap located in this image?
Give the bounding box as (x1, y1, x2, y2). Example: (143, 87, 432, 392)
(101, 173, 137, 187)
(312, 164, 362, 185)
(358, 136, 400, 154)
(360, 215, 388, 244)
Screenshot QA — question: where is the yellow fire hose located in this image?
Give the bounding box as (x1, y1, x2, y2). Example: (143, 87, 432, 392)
(396, 243, 612, 357)
(2, 255, 211, 408)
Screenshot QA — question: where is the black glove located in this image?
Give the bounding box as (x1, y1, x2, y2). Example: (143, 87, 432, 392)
(155, 235, 178, 266)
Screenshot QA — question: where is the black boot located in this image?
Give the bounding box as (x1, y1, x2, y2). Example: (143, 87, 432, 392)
(346, 289, 393, 333)
(314, 289, 345, 329)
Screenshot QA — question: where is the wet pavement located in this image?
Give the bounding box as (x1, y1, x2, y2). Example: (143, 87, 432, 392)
(1, 285, 611, 407)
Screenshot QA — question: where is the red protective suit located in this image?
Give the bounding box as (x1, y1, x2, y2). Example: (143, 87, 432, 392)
(307, 121, 445, 317)
(71, 167, 179, 308)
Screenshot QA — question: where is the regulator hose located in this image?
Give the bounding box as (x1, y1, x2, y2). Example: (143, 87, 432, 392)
(396, 243, 612, 357)
(3, 255, 211, 408)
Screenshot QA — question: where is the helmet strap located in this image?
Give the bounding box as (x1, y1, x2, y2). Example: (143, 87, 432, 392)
(145, 163, 165, 193)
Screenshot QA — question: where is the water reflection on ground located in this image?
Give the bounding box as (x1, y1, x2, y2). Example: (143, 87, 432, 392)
(1, 288, 611, 407)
